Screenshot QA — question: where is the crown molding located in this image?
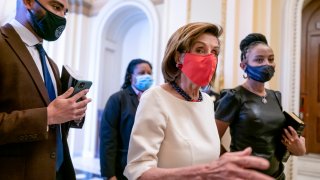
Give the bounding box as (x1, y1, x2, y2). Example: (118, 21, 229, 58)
(68, 0, 108, 16)
(151, 0, 164, 5)
(68, 0, 163, 16)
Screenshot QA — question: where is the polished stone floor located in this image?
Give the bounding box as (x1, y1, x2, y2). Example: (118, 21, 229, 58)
(73, 157, 103, 180)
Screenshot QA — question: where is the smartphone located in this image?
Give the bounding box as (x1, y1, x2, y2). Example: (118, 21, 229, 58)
(69, 80, 92, 128)
(71, 80, 92, 97)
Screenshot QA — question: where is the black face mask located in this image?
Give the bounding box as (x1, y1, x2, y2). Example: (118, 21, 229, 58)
(28, 0, 66, 41)
(245, 64, 275, 83)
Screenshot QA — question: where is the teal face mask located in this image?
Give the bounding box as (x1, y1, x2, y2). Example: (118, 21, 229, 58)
(28, 0, 66, 41)
(134, 74, 153, 91)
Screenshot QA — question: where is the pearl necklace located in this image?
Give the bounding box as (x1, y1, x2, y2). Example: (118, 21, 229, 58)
(170, 82, 202, 102)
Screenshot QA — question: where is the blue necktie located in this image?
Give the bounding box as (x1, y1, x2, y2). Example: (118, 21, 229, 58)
(35, 44, 64, 171)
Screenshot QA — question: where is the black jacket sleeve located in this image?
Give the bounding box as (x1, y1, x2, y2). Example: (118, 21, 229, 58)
(99, 93, 121, 178)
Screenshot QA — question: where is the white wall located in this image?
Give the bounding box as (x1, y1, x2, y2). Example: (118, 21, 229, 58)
(190, 0, 221, 23)
(121, 19, 151, 78)
(84, 0, 161, 158)
(0, 1, 15, 25)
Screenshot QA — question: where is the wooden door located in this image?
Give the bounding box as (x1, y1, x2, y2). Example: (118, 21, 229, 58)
(301, 0, 320, 153)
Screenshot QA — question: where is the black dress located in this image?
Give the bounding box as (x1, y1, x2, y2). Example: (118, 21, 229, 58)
(215, 86, 286, 179)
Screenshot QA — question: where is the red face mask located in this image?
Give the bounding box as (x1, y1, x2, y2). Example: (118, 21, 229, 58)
(177, 53, 217, 86)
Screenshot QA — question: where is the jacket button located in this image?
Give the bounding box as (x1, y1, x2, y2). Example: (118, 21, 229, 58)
(50, 152, 56, 159)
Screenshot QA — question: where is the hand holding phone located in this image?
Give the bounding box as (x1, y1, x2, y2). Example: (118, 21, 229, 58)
(69, 80, 92, 128)
(71, 80, 92, 97)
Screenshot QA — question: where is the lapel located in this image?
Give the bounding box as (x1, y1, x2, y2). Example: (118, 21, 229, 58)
(126, 86, 139, 108)
(1, 24, 50, 105)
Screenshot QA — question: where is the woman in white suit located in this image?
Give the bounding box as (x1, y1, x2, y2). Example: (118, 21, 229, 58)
(124, 22, 273, 180)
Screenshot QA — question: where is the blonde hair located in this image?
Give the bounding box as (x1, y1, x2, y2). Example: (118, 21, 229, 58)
(161, 22, 223, 86)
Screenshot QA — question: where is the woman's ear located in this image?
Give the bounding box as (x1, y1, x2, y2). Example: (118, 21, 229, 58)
(240, 62, 246, 70)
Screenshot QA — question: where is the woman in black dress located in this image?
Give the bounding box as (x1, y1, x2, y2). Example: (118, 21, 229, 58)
(215, 33, 306, 180)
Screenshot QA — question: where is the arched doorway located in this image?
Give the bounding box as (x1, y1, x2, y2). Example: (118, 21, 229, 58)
(81, 0, 160, 159)
(95, 5, 151, 158)
(70, 1, 160, 175)
(280, 0, 320, 179)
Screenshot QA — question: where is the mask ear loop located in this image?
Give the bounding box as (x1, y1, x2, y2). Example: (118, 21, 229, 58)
(176, 53, 185, 69)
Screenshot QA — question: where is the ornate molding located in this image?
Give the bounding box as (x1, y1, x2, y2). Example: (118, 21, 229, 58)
(283, 0, 305, 179)
(68, 0, 108, 16)
(151, 0, 164, 5)
(290, 0, 300, 112)
(68, 0, 163, 16)
(281, 0, 303, 113)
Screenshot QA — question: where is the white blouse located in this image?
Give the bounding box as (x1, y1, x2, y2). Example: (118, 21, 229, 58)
(124, 86, 220, 180)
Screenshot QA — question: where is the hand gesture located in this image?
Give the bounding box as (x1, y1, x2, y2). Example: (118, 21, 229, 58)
(281, 126, 306, 156)
(47, 87, 92, 125)
(206, 147, 273, 180)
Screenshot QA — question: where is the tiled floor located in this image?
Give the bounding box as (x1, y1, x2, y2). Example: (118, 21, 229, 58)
(73, 157, 103, 180)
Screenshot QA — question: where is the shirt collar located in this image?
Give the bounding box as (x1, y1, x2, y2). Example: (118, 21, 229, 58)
(10, 19, 41, 47)
(131, 85, 142, 95)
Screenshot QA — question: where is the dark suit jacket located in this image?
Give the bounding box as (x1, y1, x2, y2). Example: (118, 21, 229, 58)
(100, 86, 139, 179)
(0, 24, 76, 180)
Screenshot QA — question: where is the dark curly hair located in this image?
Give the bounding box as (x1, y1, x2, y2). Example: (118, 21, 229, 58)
(121, 59, 152, 89)
(240, 33, 268, 61)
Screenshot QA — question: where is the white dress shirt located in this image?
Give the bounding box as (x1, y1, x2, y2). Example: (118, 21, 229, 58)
(10, 19, 58, 96)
